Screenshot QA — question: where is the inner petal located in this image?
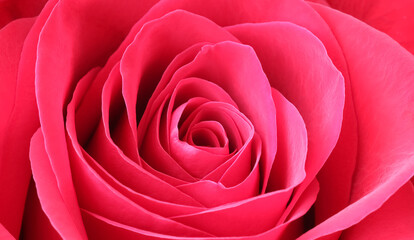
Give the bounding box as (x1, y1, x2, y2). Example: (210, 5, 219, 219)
(187, 121, 229, 150)
(190, 128, 220, 148)
(169, 101, 253, 179)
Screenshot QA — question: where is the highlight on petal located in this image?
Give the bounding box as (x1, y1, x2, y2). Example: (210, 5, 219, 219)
(120, 9, 238, 143)
(0, 223, 13, 240)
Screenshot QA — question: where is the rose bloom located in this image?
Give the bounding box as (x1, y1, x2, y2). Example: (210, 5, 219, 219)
(1, 0, 414, 239)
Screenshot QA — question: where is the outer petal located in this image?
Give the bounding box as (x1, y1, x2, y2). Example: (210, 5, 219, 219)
(341, 181, 414, 240)
(33, 0, 158, 238)
(0, 0, 60, 237)
(30, 129, 87, 239)
(143, 0, 350, 75)
(298, 4, 414, 239)
(0, 0, 47, 29)
(320, 0, 414, 54)
(20, 180, 61, 240)
(0, 17, 34, 238)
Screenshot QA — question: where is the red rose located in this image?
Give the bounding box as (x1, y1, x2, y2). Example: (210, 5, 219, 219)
(1, 0, 414, 239)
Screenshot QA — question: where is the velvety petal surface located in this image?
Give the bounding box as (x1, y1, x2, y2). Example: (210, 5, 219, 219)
(267, 88, 307, 192)
(0, 0, 47, 28)
(228, 21, 345, 221)
(30, 129, 87, 239)
(341, 181, 414, 240)
(321, 0, 414, 53)
(298, 4, 414, 239)
(0, 17, 34, 238)
(2, 1, 60, 237)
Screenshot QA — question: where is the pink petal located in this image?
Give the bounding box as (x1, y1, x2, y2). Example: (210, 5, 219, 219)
(341, 181, 414, 239)
(120, 10, 238, 146)
(170, 101, 253, 180)
(172, 179, 319, 238)
(33, 0, 159, 237)
(0, 224, 13, 240)
(0, 0, 47, 28)
(81, 209, 210, 240)
(145, 0, 351, 75)
(67, 138, 212, 237)
(65, 66, 204, 208)
(140, 97, 198, 181)
(228, 21, 344, 220)
(267, 88, 307, 191)
(176, 134, 261, 207)
(30, 130, 87, 239)
(0, 17, 34, 238)
(20, 180, 61, 240)
(298, 4, 414, 239)
(0, 1, 59, 237)
(321, 0, 414, 54)
(169, 41, 277, 191)
(79, 181, 317, 240)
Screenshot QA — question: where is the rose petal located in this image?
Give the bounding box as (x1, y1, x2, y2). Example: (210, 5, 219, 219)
(158, 1, 356, 222)
(2, 1, 60, 238)
(297, 4, 414, 239)
(66, 65, 204, 207)
(169, 102, 233, 179)
(169, 41, 277, 191)
(79, 180, 318, 239)
(30, 129, 87, 239)
(0, 224, 13, 240)
(322, 0, 414, 54)
(68, 135, 212, 237)
(267, 88, 307, 191)
(341, 181, 414, 240)
(0, 17, 34, 238)
(20, 180, 61, 240)
(228, 21, 344, 222)
(187, 121, 229, 151)
(176, 134, 261, 207)
(170, 101, 253, 180)
(33, 0, 159, 237)
(141, 97, 199, 181)
(0, 0, 47, 28)
(172, 179, 319, 237)
(144, 0, 350, 74)
(120, 10, 238, 146)
(81, 209, 209, 240)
